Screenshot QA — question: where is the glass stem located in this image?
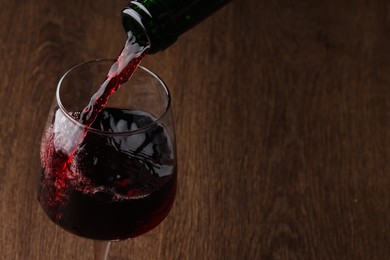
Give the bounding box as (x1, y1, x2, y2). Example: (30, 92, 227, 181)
(94, 241, 111, 260)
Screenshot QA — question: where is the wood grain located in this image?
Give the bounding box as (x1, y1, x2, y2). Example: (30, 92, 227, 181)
(0, 0, 389, 259)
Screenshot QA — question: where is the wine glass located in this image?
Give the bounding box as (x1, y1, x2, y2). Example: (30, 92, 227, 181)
(38, 59, 177, 259)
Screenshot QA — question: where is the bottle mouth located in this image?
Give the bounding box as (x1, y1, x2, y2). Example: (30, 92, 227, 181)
(122, 2, 178, 53)
(122, 7, 151, 51)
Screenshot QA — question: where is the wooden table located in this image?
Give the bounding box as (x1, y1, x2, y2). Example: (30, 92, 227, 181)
(0, 0, 389, 259)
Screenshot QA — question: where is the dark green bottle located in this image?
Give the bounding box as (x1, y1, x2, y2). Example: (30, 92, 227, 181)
(122, 0, 231, 53)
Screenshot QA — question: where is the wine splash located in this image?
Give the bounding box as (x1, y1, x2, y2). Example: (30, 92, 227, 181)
(39, 32, 152, 212)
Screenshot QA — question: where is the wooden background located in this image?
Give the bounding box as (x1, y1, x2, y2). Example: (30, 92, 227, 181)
(0, 0, 389, 259)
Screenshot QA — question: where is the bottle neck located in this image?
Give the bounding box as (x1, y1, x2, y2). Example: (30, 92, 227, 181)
(122, 0, 231, 54)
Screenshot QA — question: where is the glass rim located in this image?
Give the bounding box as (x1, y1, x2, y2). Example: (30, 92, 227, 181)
(56, 58, 172, 136)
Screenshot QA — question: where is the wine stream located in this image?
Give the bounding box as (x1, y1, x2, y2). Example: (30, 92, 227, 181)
(79, 32, 149, 126)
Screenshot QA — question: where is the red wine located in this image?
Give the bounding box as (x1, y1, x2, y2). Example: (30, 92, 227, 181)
(39, 108, 176, 240)
(38, 29, 176, 240)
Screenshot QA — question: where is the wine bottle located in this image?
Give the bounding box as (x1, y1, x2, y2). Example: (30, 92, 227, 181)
(122, 0, 231, 53)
